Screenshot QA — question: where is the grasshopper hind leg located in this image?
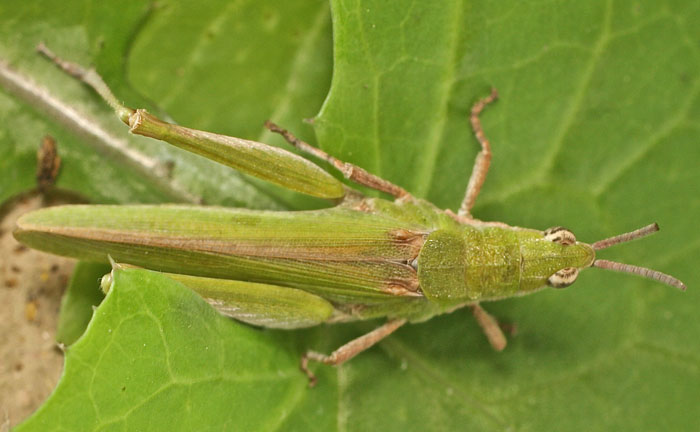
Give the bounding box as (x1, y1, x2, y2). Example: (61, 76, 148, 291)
(300, 319, 406, 387)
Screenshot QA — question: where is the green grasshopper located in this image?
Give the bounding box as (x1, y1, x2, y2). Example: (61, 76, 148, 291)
(15, 45, 687, 386)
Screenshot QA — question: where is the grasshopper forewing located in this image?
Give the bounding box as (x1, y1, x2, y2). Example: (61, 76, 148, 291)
(14, 46, 687, 386)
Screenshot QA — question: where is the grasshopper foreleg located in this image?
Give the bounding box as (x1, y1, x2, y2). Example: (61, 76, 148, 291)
(265, 121, 411, 200)
(300, 319, 407, 387)
(458, 88, 499, 218)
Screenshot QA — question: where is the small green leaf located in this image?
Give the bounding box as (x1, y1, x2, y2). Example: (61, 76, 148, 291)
(55, 262, 110, 346)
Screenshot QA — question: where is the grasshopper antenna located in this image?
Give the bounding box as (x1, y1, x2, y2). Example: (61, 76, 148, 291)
(36, 42, 134, 122)
(591, 223, 686, 291)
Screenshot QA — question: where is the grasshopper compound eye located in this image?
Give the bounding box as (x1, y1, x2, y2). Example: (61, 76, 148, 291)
(543, 227, 581, 287)
(547, 267, 580, 288)
(544, 226, 576, 245)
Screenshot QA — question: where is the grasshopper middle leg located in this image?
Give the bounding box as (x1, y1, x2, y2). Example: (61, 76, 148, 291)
(300, 318, 407, 387)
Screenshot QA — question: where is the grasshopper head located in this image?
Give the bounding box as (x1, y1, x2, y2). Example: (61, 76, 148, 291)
(541, 223, 686, 291)
(519, 227, 594, 292)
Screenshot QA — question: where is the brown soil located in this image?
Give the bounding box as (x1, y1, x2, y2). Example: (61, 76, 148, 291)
(0, 194, 75, 429)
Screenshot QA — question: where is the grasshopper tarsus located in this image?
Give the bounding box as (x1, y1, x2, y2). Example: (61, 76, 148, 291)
(299, 354, 318, 388)
(265, 120, 411, 200)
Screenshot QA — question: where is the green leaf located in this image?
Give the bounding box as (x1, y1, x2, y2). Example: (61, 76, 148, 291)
(6, 0, 700, 431)
(55, 262, 110, 346)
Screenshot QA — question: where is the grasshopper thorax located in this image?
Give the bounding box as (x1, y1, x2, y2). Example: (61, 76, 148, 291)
(416, 225, 595, 306)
